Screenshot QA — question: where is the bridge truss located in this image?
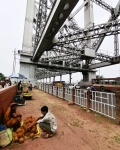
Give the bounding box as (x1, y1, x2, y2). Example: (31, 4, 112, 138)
(20, 0, 120, 80)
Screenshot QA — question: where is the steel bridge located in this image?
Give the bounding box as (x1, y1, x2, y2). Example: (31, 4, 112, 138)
(19, 0, 120, 84)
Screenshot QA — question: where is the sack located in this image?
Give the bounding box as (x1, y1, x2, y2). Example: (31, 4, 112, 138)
(0, 128, 13, 147)
(0, 124, 6, 132)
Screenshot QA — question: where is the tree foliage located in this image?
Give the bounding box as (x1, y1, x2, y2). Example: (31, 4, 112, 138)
(0, 73, 5, 81)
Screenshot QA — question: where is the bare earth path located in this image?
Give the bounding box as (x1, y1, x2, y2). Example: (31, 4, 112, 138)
(2, 89, 120, 150)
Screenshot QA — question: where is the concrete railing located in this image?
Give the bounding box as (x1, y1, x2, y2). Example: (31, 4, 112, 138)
(0, 85, 17, 122)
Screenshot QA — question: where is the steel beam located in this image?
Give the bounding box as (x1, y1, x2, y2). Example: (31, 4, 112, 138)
(32, 0, 79, 62)
(92, 0, 120, 52)
(57, 19, 120, 44)
(69, 0, 88, 19)
(90, 0, 114, 13)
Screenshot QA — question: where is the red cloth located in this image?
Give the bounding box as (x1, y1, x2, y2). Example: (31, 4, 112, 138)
(1, 80, 5, 85)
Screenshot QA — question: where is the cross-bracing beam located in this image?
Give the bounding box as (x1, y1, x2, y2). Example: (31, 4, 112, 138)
(35, 67, 74, 79)
(90, 0, 114, 13)
(57, 19, 120, 44)
(92, 0, 120, 52)
(34, 0, 48, 52)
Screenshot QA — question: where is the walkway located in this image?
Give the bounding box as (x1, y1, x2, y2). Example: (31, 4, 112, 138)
(2, 89, 120, 150)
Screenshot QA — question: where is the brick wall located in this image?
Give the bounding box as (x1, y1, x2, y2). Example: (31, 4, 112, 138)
(0, 85, 17, 123)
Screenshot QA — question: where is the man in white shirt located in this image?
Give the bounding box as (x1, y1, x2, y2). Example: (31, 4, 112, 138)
(28, 106, 57, 139)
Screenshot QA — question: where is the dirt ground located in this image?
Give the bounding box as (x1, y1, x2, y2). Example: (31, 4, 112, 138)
(2, 89, 120, 150)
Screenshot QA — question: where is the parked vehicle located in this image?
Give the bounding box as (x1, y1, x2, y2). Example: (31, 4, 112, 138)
(92, 77, 120, 92)
(52, 81, 65, 87)
(68, 84, 80, 89)
(75, 84, 81, 89)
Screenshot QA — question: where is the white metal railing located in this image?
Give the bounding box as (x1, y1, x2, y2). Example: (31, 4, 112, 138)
(39, 83, 42, 90)
(53, 86, 57, 96)
(49, 85, 52, 94)
(43, 83, 46, 91)
(90, 91, 116, 119)
(64, 87, 72, 101)
(75, 89, 87, 108)
(58, 87, 64, 98)
(41, 84, 44, 90)
(38, 84, 117, 120)
(45, 85, 49, 93)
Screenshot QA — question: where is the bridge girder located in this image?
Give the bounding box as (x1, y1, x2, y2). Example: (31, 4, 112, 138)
(32, 0, 79, 62)
(57, 19, 120, 45)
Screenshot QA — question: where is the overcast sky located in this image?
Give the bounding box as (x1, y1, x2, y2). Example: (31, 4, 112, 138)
(0, 0, 27, 76)
(0, 0, 120, 83)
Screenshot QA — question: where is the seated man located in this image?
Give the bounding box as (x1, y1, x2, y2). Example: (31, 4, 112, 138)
(86, 84, 96, 91)
(3, 103, 22, 130)
(28, 106, 57, 139)
(28, 81, 32, 91)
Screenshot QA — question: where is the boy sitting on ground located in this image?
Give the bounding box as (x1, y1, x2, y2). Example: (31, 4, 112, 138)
(27, 106, 57, 139)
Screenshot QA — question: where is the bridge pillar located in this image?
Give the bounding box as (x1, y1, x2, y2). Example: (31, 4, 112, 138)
(82, 72, 96, 83)
(84, 0, 94, 28)
(49, 77, 51, 83)
(84, 0, 95, 54)
(60, 74, 62, 81)
(19, 0, 37, 85)
(83, 0, 96, 82)
(63, 61, 65, 67)
(69, 73, 72, 84)
(53, 76, 55, 82)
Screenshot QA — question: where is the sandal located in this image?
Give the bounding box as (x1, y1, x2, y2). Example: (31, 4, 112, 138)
(42, 133, 53, 139)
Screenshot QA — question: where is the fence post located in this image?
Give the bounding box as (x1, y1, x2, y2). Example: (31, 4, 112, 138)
(63, 87, 65, 99)
(115, 91, 120, 125)
(87, 91, 91, 110)
(47, 85, 49, 93)
(56, 86, 58, 97)
(44, 83, 45, 91)
(52, 85, 53, 95)
(68, 88, 75, 105)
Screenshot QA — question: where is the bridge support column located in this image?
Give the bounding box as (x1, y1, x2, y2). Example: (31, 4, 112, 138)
(53, 76, 55, 82)
(20, 63, 37, 84)
(84, 0, 94, 28)
(19, 0, 37, 86)
(49, 77, 51, 83)
(82, 72, 96, 83)
(60, 75, 62, 81)
(69, 73, 72, 84)
(84, 0, 96, 64)
(63, 61, 65, 67)
(82, 1, 96, 84)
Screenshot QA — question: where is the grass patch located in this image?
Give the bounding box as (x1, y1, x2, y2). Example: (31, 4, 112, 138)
(114, 135, 120, 144)
(95, 114, 102, 124)
(72, 118, 81, 127)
